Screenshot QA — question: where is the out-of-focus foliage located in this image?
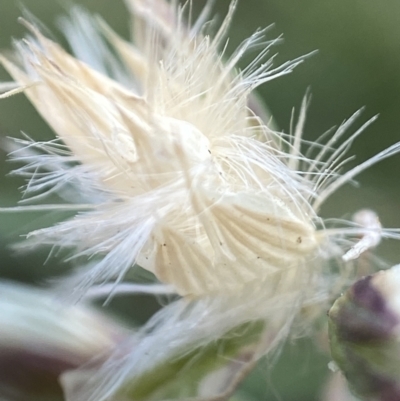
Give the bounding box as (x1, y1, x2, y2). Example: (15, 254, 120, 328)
(0, 1, 399, 400)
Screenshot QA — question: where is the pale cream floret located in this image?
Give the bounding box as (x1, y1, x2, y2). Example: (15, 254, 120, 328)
(4, 0, 393, 303)
(0, 11, 323, 298)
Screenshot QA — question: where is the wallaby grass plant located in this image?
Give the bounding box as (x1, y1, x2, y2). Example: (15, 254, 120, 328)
(0, 1, 400, 400)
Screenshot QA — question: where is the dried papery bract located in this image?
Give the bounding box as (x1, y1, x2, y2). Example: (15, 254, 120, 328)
(1, 0, 400, 400)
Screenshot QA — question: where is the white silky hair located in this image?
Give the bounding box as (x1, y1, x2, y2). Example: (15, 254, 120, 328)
(61, 268, 312, 401)
(58, 7, 133, 88)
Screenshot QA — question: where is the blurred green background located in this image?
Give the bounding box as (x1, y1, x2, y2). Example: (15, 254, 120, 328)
(0, 0, 399, 400)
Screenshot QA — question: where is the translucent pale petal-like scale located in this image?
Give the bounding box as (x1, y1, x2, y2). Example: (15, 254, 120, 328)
(137, 192, 319, 296)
